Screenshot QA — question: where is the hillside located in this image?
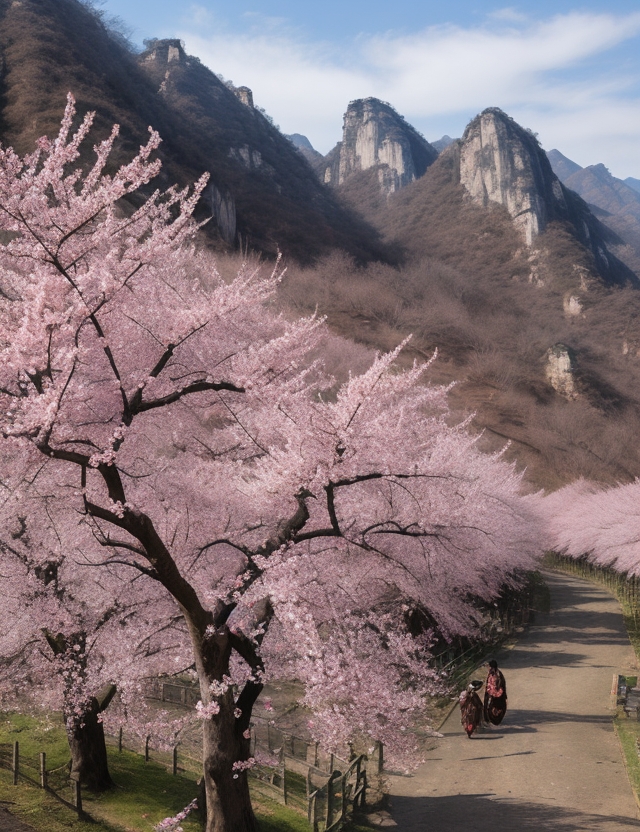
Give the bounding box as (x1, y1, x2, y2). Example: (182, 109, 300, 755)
(560, 162, 640, 276)
(281, 110, 640, 489)
(3, 0, 640, 491)
(0, 0, 387, 262)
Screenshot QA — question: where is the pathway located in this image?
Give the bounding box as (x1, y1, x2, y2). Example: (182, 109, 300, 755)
(0, 807, 36, 831)
(387, 571, 640, 831)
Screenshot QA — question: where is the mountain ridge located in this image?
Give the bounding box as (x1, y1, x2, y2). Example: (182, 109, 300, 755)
(0, 0, 388, 263)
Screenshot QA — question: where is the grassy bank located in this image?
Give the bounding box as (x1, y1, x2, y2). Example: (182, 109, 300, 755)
(0, 713, 309, 832)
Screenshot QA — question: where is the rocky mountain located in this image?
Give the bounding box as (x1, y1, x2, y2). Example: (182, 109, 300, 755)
(4, 0, 640, 490)
(320, 98, 439, 196)
(432, 135, 456, 153)
(563, 164, 640, 220)
(547, 151, 640, 276)
(456, 109, 635, 285)
(282, 106, 640, 487)
(546, 149, 582, 181)
(0, 0, 386, 263)
(627, 178, 640, 194)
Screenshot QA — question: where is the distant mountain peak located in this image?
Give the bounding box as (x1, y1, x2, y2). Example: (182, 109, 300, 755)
(459, 107, 563, 246)
(626, 177, 640, 194)
(547, 149, 583, 181)
(432, 135, 456, 153)
(287, 133, 315, 151)
(322, 97, 438, 195)
(142, 38, 187, 65)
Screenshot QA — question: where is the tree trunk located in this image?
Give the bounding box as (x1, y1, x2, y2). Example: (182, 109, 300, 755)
(65, 688, 116, 791)
(201, 708, 259, 832)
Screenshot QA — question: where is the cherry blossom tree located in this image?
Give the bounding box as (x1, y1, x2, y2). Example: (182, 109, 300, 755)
(0, 97, 542, 832)
(0, 497, 189, 790)
(543, 478, 640, 575)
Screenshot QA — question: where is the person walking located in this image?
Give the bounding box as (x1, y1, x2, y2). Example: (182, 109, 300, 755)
(459, 681, 484, 738)
(483, 659, 507, 725)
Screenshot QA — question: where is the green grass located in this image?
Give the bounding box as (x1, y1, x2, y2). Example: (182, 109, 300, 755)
(614, 716, 640, 800)
(0, 713, 312, 832)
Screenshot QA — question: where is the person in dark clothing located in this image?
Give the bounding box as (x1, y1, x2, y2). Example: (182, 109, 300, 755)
(483, 659, 507, 725)
(459, 680, 484, 738)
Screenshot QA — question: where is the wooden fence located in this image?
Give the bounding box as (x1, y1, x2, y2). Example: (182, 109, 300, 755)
(0, 741, 85, 817)
(547, 553, 640, 618)
(105, 726, 202, 778)
(248, 718, 379, 830)
(111, 715, 378, 831)
(143, 680, 382, 830)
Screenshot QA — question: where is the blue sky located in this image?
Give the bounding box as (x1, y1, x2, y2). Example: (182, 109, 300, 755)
(97, 1, 640, 178)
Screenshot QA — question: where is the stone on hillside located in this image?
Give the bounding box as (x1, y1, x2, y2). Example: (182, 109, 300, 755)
(545, 344, 577, 399)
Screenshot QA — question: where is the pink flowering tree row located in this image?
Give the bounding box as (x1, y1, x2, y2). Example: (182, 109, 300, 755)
(543, 478, 640, 575)
(0, 97, 542, 832)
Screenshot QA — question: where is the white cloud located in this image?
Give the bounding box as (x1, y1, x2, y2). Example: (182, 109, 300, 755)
(177, 10, 640, 176)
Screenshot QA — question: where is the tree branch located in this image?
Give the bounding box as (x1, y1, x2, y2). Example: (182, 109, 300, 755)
(134, 379, 244, 415)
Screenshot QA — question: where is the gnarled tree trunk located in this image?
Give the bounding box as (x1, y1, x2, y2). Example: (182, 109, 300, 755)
(201, 709, 258, 832)
(191, 623, 265, 832)
(65, 683, 117, 791)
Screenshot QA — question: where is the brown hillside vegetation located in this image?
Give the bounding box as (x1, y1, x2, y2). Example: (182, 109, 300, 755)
(280, 152, 640, 489)
(0, 0, 387, 262)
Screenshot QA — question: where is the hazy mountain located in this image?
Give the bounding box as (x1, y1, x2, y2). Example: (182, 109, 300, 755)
(432, 135, 456, 153)
(285, 133, 324, 168)
(626, 178, 640, 194)
(548, 154, 640, 276)
(547, 149, 583, 181)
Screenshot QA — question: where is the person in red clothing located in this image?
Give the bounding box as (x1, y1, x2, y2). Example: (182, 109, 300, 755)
(483, 659, 507, 725)
(459, 680, 484, 738)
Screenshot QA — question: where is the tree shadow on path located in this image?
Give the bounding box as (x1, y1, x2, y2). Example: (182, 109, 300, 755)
(389, 793, 639, 831)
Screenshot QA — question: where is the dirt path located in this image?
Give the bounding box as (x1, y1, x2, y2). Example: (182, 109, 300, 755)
(0, 807, 36, 831)
(387, 571, 640, 831)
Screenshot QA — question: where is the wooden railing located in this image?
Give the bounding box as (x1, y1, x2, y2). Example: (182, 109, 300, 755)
(0, 741, 85, 817)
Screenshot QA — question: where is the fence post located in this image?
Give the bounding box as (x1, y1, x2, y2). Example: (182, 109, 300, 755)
(360, 767, 367, 809)
(40, 752, 47, 789)
(326, 773, 334, 829)
(375, 740, 384, 774)
(282, 747, 287, 805)
(12, 741, 18, 785)
(326, 771, 342, 829)
(145, 736, 150, 762)
(73, 779, 82, 815)
(118, 726, 123, 752)
(172, 745, 178, 776)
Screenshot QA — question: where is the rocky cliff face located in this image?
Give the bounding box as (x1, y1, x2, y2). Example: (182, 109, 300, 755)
(134, 39, 388, 261)
(323, 98, 438, 196)
(459, 109, 564, 246)
(457, 109, 637, 285)
(0, 1, 387, 264)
